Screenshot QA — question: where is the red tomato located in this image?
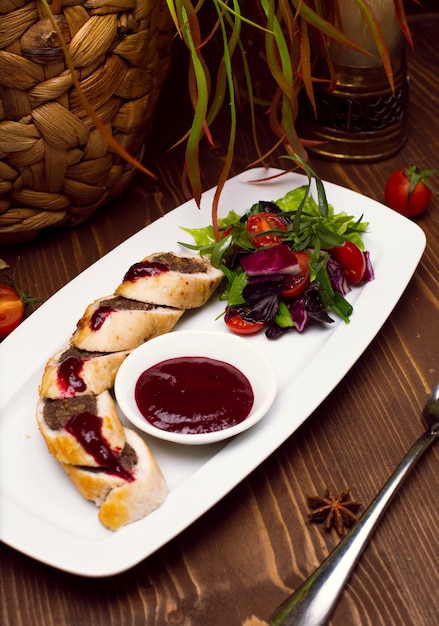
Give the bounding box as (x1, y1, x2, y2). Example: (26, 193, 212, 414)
(246, 212, 288, 248)
(281, 251, 310, 299)
(331, 241, 366, 285)
(224, 310, 265, 335)
(0, 285, 24, 338)
(384, 165, 436, 217)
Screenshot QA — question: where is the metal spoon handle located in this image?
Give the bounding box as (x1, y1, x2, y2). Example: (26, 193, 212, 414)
(270, 430, 435, 626)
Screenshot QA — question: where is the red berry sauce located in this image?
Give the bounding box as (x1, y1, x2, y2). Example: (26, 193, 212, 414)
(65, 411, 134, 481)
(135, 356, 254, 435)
(123, 261, 169, 282)
(57, 355, 87, 398)
(90, 305, 115, 331)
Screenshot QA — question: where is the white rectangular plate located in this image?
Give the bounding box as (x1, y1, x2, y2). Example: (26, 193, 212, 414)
(0, 168, 426, 577)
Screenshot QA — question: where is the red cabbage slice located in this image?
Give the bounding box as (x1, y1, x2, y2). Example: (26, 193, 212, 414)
(363, 251, 375, 282)
(327, 257, 351, 296)
(240, 245, 300, 277)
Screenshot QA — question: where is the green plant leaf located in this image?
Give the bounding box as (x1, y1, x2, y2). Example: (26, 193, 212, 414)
(209, 0, 244, 238)
(290, 0, 373, 55)
(299, 18, 317, 116)
(352, 0, 394, 92)
(392, 0, 414, 50)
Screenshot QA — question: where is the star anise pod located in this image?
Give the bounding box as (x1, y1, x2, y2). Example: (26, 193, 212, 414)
(306, 486, 362, 536)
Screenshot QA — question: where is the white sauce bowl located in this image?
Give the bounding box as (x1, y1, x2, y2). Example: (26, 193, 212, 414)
(115, 330, 277, 445)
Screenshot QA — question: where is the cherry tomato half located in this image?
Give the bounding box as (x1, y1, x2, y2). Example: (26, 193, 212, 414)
(384, 165, 435, 217)
(280, 251, 310, 299)
(0, 285, 24, 338)
(224, 310, 265, 335)
(246, 212, 288, 248)
(330, 241, 366, 285)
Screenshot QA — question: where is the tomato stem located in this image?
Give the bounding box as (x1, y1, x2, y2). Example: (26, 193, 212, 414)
(404, 164, 438, 198)
(1, 267, 41, 312)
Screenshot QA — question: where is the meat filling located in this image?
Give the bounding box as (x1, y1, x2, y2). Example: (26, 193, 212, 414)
(99, 296, 157, 311)
(149, 252, 209, 274)
(71, 443, 138, 474)
(43, 395, 97, 430)
(60, 346, 108, 361)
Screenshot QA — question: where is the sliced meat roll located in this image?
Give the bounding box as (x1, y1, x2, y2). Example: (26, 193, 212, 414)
(115, 252, 224, 309)
(62, 427, 168, 531)
(70, 295, 184, 352)
(36, 391, 125, 467)
(39, 346, 130, 399)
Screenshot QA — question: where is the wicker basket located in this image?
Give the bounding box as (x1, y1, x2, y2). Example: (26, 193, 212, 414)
(0, 0, 174, 244)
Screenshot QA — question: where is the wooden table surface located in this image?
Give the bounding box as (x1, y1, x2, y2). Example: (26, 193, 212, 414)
(1, 13, 438, 626)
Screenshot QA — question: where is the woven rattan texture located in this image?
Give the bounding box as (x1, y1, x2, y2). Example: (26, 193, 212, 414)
(0, 0, 173, 243)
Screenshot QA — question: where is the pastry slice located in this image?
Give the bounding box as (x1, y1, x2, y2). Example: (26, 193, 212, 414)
(70, 295, 184, 352)
(36, 391, 125, 467)
(115, 252, 224, 309)
(62, 427, 168, 531)
(39, 346, 130, 399)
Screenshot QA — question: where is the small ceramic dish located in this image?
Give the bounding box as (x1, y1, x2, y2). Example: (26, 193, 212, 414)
(114, 330, 277, 445)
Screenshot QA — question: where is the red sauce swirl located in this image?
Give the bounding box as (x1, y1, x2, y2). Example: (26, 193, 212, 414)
(65, 411, 134, 481)
(135, 356, 254, 435)
(123, 261, 169, 282)
(90, 305, 115, 331)
(57, 356, 87, 397)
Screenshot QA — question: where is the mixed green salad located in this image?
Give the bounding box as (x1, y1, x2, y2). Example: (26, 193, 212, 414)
(181, 166, 374, 339)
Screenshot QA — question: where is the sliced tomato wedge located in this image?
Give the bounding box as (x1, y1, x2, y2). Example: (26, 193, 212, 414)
(280, 251, 310, 299)
(0, 285, 24, 338)
(331, 241, 366, 285)
(246, 212, 288, 248)
(221, 225, 233, 239)
(224, 309, 265, 335)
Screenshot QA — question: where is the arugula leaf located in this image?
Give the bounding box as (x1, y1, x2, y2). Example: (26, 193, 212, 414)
(227, 271, 248, 307)
(211, 234, 233, 268)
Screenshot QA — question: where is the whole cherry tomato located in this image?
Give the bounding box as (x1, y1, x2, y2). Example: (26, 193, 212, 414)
(330, 241, 366, 285)
(246, 212, 288, 248)
(384, 165, 437, 217)
(280, 251, 310, 299)
(0, 285, 25, 338)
